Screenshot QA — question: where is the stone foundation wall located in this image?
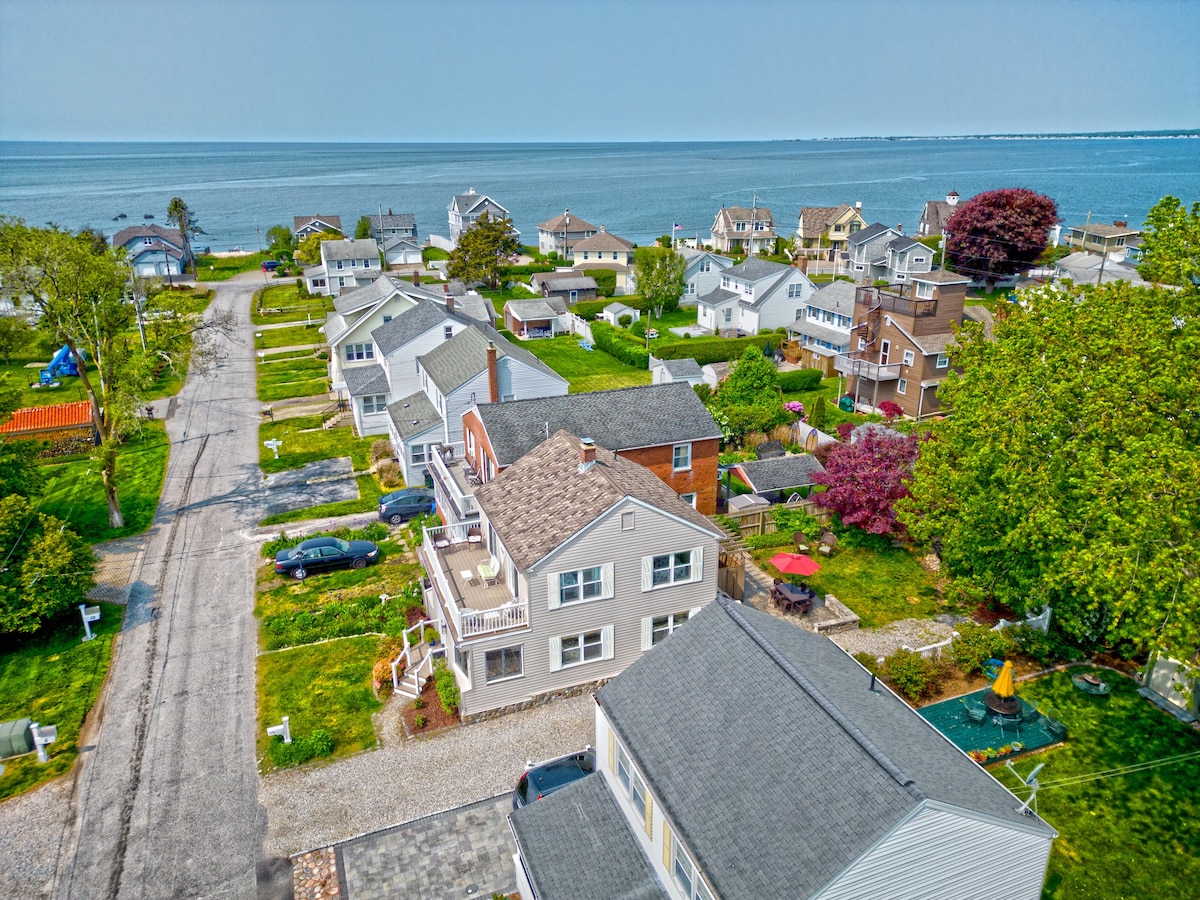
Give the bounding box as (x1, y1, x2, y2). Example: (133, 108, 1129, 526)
(461, 678, 610, 726)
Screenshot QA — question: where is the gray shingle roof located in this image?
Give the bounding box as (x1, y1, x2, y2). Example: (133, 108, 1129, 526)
(597, 598, 1055, 900)
(920, 199, 954, 234)
(695, 287, 739, 308)
(293, 215, 342, 234)
(322, 239, 381, 261)
(418, 325, 565, 395)
(382, 236, 420, 252)
(370, 212, 416, 230)
(508, 774, 670, 900)
(847, 222, 895, 246)
(333, 273, 404, 315)
(505, 299, 559, 320)
(724, 258, 790, 281)
(538, 275, 598, 292)
(536, 212, 600, 234)
(342, 364, 389, 397)
(472, 382, 722, 466)
(573, 229, 634, 252)
(386, 391, 442, 440)
(888, 235, 922, 253)
(911, 268, 971, 285)
(474, 430, 721, 570)
(657, 358, 702, 379)
(1070, 222, 1140, 238)
(810, 279, 857, 313)
(732, 455, 825, 492)
(371, 300, 476, 355)
(112, 224, 185, 250)
(450, 191, 507, 216)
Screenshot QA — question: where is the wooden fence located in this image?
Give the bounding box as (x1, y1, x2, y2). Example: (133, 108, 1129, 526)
(720, 498, 829, 539)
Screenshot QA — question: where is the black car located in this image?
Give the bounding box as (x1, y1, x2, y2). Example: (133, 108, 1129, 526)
(378, 487, 436, 524)
(274, 536, 379, 580)
(512, 748, 596, 809)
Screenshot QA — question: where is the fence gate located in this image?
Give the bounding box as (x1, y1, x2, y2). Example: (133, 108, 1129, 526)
(717, 550, 745, 602)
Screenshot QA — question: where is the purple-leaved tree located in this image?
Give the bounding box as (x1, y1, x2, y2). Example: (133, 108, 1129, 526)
(813, 429, 923, 535)
(945, 188, 1059, 287)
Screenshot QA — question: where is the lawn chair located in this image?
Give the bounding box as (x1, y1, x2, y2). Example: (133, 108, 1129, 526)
(478, 555, 500, 587)
(818, 532, 837, 556)
(793, 532, 809, 552)
(963, 697, 988, 724)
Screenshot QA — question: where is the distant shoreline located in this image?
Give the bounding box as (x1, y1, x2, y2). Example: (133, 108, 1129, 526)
(808, 130, 1199, 142)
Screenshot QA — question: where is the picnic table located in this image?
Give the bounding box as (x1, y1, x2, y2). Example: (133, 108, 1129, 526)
(771, 580, 814, 615)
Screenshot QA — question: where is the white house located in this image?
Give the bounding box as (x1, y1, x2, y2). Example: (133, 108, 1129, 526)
(509, 597, 1057, 900)
(416, 430, 724, 721)
(304, 238, 383, 296)
(448, 189, 514, 244)
(679, 248, 734, 305)
(710, 204, 777, 255)
(650, 357, 703, 386)
(385, 325, 567, 486)
(324, 275, 421, 394)
(785, 278, 856, 373)
(704, 257, 818, 335)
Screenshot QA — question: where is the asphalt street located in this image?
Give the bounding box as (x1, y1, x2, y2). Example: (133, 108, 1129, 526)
(49, 272, 278, 899)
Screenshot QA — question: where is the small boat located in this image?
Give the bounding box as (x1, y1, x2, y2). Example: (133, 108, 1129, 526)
(144, 213, 155, 219)
(115, 213, 127, 220)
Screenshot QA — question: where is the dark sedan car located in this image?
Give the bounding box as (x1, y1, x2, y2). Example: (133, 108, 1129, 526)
(378, 487, 436, 524)
(274, 536, 379, 580)
(512, 748, 596, 809)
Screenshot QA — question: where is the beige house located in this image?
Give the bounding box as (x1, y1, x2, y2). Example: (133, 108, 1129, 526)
(710, 205, 777, 254)
(537, 209, 599, 257)
(1063, 221, 1141, 257)
(570, 226, 637, 294)
(415, 431, 723, 721)
(795, 203, 868, 259)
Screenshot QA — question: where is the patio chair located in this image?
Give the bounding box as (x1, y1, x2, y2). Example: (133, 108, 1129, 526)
(478, 555, 500, 587)
(818, 533, 837, 556)
(963, 698, 988, 724)
(793, 532, 809, 552)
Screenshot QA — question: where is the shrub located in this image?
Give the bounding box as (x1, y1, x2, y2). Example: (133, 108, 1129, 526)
(618, 313, 633, 328)
(370, 439, 393, 462)
(1011, 623, 1081, 666)
(777, 368, 823, 392)
(878, 400, 904, 421)
(629, 318, 646, 338)
(591, 321, 649, 369)
(948, 622, 1015, 677)
(879, 649, 944, 702)
(745, 531, 793, 549)
(267, 729, 335, 768)
(415, 714, 427, 729)
(693, 383, 712, 403)
(768, 424, 793, 443)
(589, 269, 617, 296)
(835, 422, 854, 442)
(853, 652, 880, 673)
(654, 334, 774, 365)
(809, 395, 827, 430)
(377, 461, 402, 488)
(501, 263, 556, 277)
(432, 657, 460, 714)
(413, 695, 425, 710)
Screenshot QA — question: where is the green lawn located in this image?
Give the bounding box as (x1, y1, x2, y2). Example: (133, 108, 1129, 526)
(520, 334, 651, 393)
(254, 543, 422, 650)
(257, 353, 329, 402)
(755, 541, 942, 627)
(0, 602, 123, 800)
(254, 323, 325, 351)
(196, 252, 270, 280)
(258, 415, 377, 473)
(38, 423, 170, 543)
(256, 636, 382, 770)
(252, 282, 334, 326)
(989, 670, 1200, 900)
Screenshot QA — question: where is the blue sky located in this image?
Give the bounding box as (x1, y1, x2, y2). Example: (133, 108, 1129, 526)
(1, 0, 1196, 142)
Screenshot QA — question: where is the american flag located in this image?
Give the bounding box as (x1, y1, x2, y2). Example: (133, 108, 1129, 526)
(672, 223, 683, 231)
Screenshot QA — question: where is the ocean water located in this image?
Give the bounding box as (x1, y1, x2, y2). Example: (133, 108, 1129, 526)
(0, 139, 1196, 251)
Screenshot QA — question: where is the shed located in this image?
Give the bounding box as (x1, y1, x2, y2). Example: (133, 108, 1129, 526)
(650, 357, 703, 386)
(0, 717, 34, 758)
(731, 455, 826, 501)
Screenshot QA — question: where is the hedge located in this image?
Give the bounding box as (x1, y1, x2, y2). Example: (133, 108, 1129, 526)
(589, 269, 617, 296)
(777, 368, 824, 392)
(654, 334, 774, 365)
(591, 321, 649, 369)
(571, 296, 647, 320)
(502, 264, 557, 277)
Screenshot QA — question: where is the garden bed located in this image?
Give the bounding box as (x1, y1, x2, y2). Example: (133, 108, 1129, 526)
(398, 680, 461, 739)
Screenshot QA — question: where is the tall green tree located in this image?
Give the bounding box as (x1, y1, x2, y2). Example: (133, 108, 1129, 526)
(896, 281, 1200, 657)
(265, 224, 296, 255)
(446, 212, 519, 289)
(0, 386, 44, 500)
(1137, 195, 1200, 287)
(0, 219, 237, 527)
(295, 230, 343, 265)
(0, 314, 32, 365)
(0, 494, 96, 634)
(354, 215, 373, 239)
(166, 197, 204, 274)
(634, 247, 686, 316)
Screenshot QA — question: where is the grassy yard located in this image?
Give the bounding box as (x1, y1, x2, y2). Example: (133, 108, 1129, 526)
(252, 282, 334, 326)
(0, 602, 123, 800)
(989, 670, 1200, 900)
(258, 416, 377, 474)
(755, 541, 942, 627)
(520, 334, 651, 393)
(257, 352, 329, 403)
(256, 636, 382, 770)
(38, 423, 170, 543)
(196, 252, 271, 280)
(254, 323, 325, 351)
(254, 541, 422, 650)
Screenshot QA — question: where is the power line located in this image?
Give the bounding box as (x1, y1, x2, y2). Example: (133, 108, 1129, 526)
(1010, 749, 1200, 795)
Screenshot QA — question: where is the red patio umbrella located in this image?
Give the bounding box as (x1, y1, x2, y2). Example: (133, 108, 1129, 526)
(767, 552, 821, 577)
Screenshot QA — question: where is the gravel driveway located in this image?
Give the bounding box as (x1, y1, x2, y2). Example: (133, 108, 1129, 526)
(262, 692, 594, 858)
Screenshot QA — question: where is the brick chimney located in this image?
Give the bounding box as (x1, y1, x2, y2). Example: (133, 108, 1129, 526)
(445, 293, 455, 313)
(443, 282, 450, 294)
(412, 270, 420, 286)
(578, 437, 596, 473)
(1113, 220, 1127, 228)
(486, 341, 500, 403)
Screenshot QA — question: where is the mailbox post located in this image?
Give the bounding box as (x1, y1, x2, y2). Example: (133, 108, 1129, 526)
(79, 603, 101, 642)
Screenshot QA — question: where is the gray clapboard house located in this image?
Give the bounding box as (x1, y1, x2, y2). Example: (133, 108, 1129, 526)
(510, 597, 1056, 899)
(418, 430, 723, 721)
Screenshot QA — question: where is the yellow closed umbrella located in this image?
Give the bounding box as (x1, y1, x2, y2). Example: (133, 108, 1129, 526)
(993, 660, 1016, 698)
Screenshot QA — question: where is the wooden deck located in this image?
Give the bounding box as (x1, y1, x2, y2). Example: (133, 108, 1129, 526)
(432, 543, 510, 612)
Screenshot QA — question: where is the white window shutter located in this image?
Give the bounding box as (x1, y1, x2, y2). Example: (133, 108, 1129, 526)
(693, 547, 703, 581)
(601, 625, 615, 660)
(602, 563, 614, 598)
(640, 616, 653, 652)
(641, 556, 652, 592)
(548, 636, 562, 671)
(547, 572, 560, 609)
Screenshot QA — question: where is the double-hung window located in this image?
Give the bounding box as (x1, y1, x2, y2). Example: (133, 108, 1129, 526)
(670, 834, 715, 900)
(902, 349, 915, 367)
(485, 646, 522, 683)
(672, 443, 692, 471)
(646, 550, 696, 589)
(559, 567, 602, 604)
(549, 626, 613, 670)
(787, 283, 804, 298)
(936, 353, 950, 369)
(615, 742, 652, 833)
(361, 395, 386, 414)
(643, 609, 696, 648)
(345, 343, 374, 362)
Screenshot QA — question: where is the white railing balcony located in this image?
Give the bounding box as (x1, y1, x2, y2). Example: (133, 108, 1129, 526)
(427, 442, 480, 524)
(419, 524, 528, 640)
(833, 352, 903, 382)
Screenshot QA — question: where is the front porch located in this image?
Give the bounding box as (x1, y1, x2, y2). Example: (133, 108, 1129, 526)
(419, 524, 528, 642)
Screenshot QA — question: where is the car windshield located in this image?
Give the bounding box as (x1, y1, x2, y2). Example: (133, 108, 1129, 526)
(291, 538, 350, 558)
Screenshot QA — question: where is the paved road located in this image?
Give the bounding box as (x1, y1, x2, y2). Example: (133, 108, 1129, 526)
(50, 272, 279, 899)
